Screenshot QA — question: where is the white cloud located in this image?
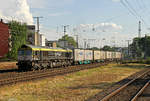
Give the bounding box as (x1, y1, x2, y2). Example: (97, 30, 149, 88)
(78, 22, 123, 32)
(0, 0, 33, 24)
(39, 22, 135, 48)
(71, 23, 135, 48)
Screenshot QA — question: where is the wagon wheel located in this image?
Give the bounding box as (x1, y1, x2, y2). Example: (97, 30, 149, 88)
(62, 62, 67, 68)
(50, 62, 53, 68)
(31, 67, 36, 71)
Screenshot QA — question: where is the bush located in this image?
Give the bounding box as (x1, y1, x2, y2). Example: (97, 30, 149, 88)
(145, 57, 150, 64)
(7, 21, 27, 60)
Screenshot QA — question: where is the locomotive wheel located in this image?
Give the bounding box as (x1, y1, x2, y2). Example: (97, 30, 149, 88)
(32, 64, 39, 71)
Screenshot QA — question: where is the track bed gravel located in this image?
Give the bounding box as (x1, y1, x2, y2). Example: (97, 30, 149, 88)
(108, 70, 150, 101)
(87, 67, 150, 101)
(0, 63, 107, 86)
(136, 83, 150, 101)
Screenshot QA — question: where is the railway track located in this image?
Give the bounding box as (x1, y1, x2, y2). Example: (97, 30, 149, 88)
(95, 67, 150, 101)
(0, 63, 107, 86)
(131, 80, 150, 101)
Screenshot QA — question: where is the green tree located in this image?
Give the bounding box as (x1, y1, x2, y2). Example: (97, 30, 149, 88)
(130, 37, 142, 58)
(130, 36, 150, 58)
(58, 35, 77, 48)
(139, 36, 150, 57)
(7, 21, 27, 60)
(101, 45, 115, 51)
(90, 47, 100, 50)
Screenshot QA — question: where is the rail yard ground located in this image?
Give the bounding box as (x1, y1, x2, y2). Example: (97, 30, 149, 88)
(0, 63, 148, 101)
(0, 62, 17, 70)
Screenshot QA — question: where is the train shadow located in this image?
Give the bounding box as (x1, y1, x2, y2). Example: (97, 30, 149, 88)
(0, 68, 18, 73)
(115, 64, 149, 69)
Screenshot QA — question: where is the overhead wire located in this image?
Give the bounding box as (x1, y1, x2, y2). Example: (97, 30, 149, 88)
(137, 0, 150, 25)
(120, 0, 148, 27)
(124, 0, 148, 26)
(120, 0, 139, 19)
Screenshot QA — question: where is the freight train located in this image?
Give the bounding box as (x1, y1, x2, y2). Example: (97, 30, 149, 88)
(17, 44, 122, 70)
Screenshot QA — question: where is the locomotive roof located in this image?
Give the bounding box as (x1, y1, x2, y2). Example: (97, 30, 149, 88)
(20, 44, 72, 52)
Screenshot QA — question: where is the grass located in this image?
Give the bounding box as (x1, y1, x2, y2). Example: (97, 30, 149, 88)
(0, 63, 147, 101)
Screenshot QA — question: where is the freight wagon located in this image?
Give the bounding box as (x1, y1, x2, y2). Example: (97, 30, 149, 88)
(73, 49, 93, 64)
(105, 51, 112, 61)
(93, 50, 101, 62)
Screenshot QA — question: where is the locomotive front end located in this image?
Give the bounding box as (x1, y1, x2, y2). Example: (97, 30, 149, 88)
(17, 45, 33, 70)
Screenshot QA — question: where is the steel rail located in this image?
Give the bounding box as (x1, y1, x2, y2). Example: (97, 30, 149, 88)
(100, 69, 150, 101)
(131, 80, 150, 101)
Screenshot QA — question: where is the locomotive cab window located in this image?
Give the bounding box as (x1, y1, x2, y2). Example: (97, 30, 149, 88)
(18, 50, 24, 56)
(25, 50, 32, 55)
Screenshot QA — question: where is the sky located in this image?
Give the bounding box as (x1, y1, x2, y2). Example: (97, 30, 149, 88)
(0, 0, 150, 48)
